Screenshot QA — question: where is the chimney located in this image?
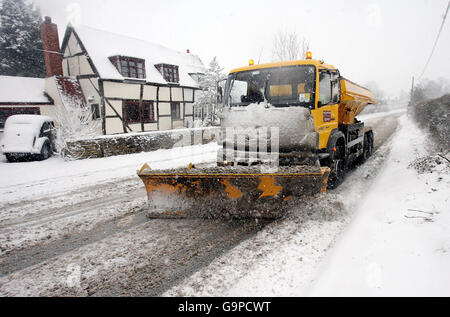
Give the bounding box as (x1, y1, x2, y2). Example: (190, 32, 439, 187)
(186, 49, 190, 54)
(40, 16, 63, 77)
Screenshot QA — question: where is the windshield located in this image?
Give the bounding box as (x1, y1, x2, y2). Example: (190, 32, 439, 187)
(224, 65, 316, 108)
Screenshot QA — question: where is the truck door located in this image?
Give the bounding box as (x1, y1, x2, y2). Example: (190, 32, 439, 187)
(315, 69, 340, 149)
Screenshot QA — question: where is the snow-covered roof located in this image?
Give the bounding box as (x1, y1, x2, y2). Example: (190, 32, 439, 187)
(67, 25, 206, 88)
(0, 76, 52, 104)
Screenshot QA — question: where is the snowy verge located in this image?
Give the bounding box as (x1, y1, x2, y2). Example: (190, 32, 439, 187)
(307, 116, 450, 296)
(0, 143, 219, 204)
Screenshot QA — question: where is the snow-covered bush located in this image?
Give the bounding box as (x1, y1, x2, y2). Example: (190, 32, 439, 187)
(409, 94, 450, 151)
(54, 78, 101, 158)
(271, 29, 310, 61)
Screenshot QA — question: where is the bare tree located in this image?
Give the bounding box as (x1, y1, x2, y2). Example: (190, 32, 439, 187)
(271, 30, 310, 61)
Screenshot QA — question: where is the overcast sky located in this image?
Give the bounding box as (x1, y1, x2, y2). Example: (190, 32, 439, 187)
(31, 0, 450, 97)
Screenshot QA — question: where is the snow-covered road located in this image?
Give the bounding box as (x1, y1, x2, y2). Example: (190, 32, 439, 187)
(165, 111, 450, 297)
(164, 112, 404, 296)
(3, 109, 446, 297)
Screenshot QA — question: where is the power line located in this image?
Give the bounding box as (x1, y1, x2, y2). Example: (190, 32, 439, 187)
(31, 47, 64, 55)
(417, 0, 450, 81)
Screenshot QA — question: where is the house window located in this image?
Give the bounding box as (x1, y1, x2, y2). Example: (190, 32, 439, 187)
(125, 101, 140, 123)
(125, 101, 155, 123)
(91, 104, 100, 120)
(155, 64, 179, 83)
(109, 56, 146, 79)
(171, 102, 181, 119)
(142, 102, 155, 122)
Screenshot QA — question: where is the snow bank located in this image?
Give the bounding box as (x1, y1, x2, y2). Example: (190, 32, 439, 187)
(0, 142, 218, 204)
(308, 116, 450, 296)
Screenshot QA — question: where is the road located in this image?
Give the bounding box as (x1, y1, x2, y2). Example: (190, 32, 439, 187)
(0, 110, 403, 296)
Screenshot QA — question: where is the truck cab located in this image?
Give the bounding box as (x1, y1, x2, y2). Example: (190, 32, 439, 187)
(220, 55, 376, 187)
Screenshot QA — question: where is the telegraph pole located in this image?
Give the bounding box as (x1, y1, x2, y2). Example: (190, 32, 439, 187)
(409, 76, 415, 106)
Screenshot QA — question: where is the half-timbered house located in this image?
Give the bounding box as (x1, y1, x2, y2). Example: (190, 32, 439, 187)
(44, 17, 206, 136)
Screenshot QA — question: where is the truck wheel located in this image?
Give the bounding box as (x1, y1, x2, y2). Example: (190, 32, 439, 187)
(361, 132, 374, 162)
(327, 139, 346, 189)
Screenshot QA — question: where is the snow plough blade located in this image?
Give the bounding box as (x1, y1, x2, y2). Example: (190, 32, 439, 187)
(138, 164, 330, 219)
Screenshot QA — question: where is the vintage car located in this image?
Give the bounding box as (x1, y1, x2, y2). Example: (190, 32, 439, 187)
(0, 115, 56, 162)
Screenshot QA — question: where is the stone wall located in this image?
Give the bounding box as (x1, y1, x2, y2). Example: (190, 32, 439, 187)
(65, 127, 219, 160)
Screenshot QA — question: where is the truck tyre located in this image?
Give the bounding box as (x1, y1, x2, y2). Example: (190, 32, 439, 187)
(326, 136, 346, 189)
(361, 131, 374, 163)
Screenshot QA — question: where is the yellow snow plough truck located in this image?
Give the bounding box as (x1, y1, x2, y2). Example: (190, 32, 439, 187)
(138, 54, 376, 219)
